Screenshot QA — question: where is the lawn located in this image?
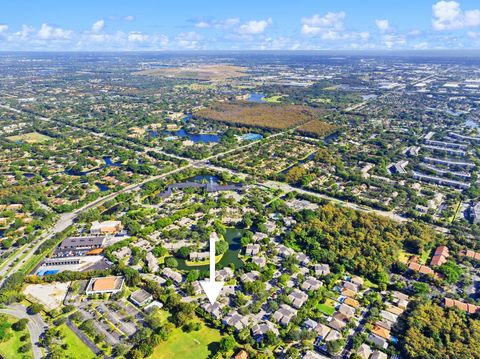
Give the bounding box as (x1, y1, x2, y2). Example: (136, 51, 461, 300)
(185, 254, 223, 266)
(0, 315, 33, 359)
(58, 324, 96, 359)
(6, 132, 52, 143)
(149, 322, 224, 359)
(317, 299, 336, 316)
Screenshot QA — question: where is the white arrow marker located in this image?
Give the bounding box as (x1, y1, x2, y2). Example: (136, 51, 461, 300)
(200, 233, 225, 305)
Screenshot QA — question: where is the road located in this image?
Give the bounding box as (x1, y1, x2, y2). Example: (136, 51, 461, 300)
(0, 101, 449, 285)
(0, 163, 192, 285)
(0, 303, 47, 359)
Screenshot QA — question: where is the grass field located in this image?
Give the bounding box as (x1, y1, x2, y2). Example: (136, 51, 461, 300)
(149, 322, 224, 359)
(6, 132, 52, 143)
(58, 324, 96, 359)
(0, 315, 33, 359)
(134, 65, 246, 82)
(264, 95, 284, 103)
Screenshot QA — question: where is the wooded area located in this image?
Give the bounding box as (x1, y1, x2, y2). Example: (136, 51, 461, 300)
(194, 102, 327, 130)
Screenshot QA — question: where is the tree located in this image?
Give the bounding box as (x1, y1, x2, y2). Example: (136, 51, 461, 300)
(402, 301, 480, 359)
(286, 347, 300, 359)
(177, 246, 193, 259)
(165, 257, 179, 268)
(12, 319, 28, 331)
(186, 270, 200, 283)
(28, 303, 43, 315)
(437, 261, 463, 284)
(215, 240, 229, 255)
(18, 343, 32, 353)
(113, 344, 129, 357)
(219, 335, 236, 353)
(152, 245, 168, 258)
(327, 339, 345, 355)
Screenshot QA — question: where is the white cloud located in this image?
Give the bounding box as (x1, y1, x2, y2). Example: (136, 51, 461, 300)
(195, 21, 211, 29)
(124, 15, 135, 21)
(15, 25, 35, 40)
(238, 18, 272, 34)
(195, 18, 240, 29)
(0, 24, 8, 33)
(300, 12, 369, 43)
(194, 17, 271, 35)
(381, 33, 406, 48)
(91, 20, 105, 33)
(375, 19, 391, 33)
(37, 23, 72, 40)
(432, 1, 480, 30)
(175, 31, 202, 49)
(301, 12, 346, 37)
(127, 31, 148, 42)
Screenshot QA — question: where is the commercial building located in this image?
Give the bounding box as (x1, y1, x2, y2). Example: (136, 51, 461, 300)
(86, 276, 124, 295)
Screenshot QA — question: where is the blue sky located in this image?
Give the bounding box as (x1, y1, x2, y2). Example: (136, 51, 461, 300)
(1, 0, 480, 50)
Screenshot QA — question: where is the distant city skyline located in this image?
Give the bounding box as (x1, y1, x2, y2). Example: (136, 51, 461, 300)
(1, 0, 480, 51)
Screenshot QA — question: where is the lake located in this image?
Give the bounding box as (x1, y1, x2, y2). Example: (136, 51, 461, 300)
(176, 228, 245, 271)
(247, 92, 266, 103)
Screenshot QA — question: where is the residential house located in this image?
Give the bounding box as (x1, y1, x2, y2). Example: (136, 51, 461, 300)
(288, 289, 308, 308)
(245, 244, 260, 256)
(357, 344, 372, 359)
(314, 263, 330, 276)
(301, 276, 323, 291)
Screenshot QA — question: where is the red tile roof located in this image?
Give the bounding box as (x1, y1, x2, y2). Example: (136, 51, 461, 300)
(460, 249, 480, 261)
(430, 246, 449, 267)
(409, 261, 434, 275)
(444, 298, 480, 314)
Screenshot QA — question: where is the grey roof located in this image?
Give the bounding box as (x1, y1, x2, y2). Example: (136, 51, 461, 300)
(60, 236, 106, 249)
(130, 289, 152, 305)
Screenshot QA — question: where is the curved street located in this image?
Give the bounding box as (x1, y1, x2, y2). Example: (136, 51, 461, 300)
(0, 303, 47, 359)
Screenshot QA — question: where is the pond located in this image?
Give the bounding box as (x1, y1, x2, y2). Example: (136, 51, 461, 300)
(247, 92, 266, 103)
(241, 133, 263, 141)
(190, 174, 221, 183)
(163, 128, 221, 143)
(176, 228, 245, 271)
(65, 156, 122, 176)
(103, 156, 121, 166)
(95, 183, 110, 192)
(280, 152, 317, 174)
(465, 118, 479, 129)
(324, 132, 340, 144)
